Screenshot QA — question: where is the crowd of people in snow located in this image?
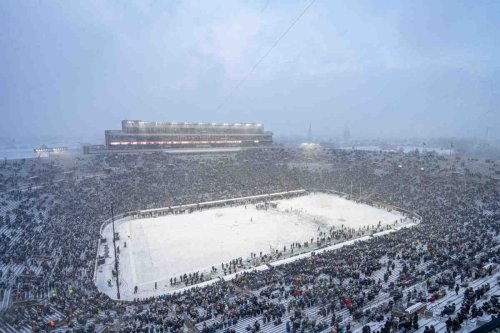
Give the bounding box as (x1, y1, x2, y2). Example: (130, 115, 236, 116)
(0, 147, 498, 333)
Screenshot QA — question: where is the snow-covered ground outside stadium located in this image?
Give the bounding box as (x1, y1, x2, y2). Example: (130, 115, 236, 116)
(96, 193, 412, 300)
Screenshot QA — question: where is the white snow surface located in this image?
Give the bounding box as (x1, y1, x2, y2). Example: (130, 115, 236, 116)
(96, 193, 404, 299)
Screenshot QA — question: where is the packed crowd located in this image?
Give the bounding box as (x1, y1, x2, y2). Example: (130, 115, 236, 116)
(0, 148, 498, 333)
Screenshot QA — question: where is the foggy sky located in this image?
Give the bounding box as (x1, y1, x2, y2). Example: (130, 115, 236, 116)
(1, 0, 499, 142)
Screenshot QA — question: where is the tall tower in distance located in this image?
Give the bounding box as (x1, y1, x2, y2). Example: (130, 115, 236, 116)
(343, 127, 351, 142)
(307, 123, 313, 143)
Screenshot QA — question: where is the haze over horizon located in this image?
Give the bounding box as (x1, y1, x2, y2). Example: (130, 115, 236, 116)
(1, 0, 499, 143)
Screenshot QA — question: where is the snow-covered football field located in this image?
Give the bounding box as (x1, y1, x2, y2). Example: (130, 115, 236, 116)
(95, 193, 405, 299)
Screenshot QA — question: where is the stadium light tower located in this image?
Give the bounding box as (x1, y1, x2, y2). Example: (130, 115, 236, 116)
(111, 204, 121, 299)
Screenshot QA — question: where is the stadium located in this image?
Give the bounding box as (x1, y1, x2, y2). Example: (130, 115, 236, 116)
(0, 145, 498, 333)
(3, 0, 500, 331)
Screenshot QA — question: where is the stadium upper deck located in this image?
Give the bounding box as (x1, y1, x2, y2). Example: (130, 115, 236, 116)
(104, 120, 273, 150)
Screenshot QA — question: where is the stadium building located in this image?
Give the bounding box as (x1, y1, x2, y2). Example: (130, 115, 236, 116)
(103, 120, 273, 150)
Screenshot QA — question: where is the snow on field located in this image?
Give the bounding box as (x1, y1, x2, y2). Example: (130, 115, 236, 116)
(95, 193, 404, 299)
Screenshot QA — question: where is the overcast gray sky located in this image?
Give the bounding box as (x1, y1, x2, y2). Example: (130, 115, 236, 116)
(1, 0, 499, 142)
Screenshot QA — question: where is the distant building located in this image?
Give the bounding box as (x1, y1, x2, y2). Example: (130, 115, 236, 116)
(82, 145, 107, 154)
(103, 120, 273, 151)
(33, 146, 68, 158)
(33, 146, 68, 154)
(343, 128, 351, 141)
